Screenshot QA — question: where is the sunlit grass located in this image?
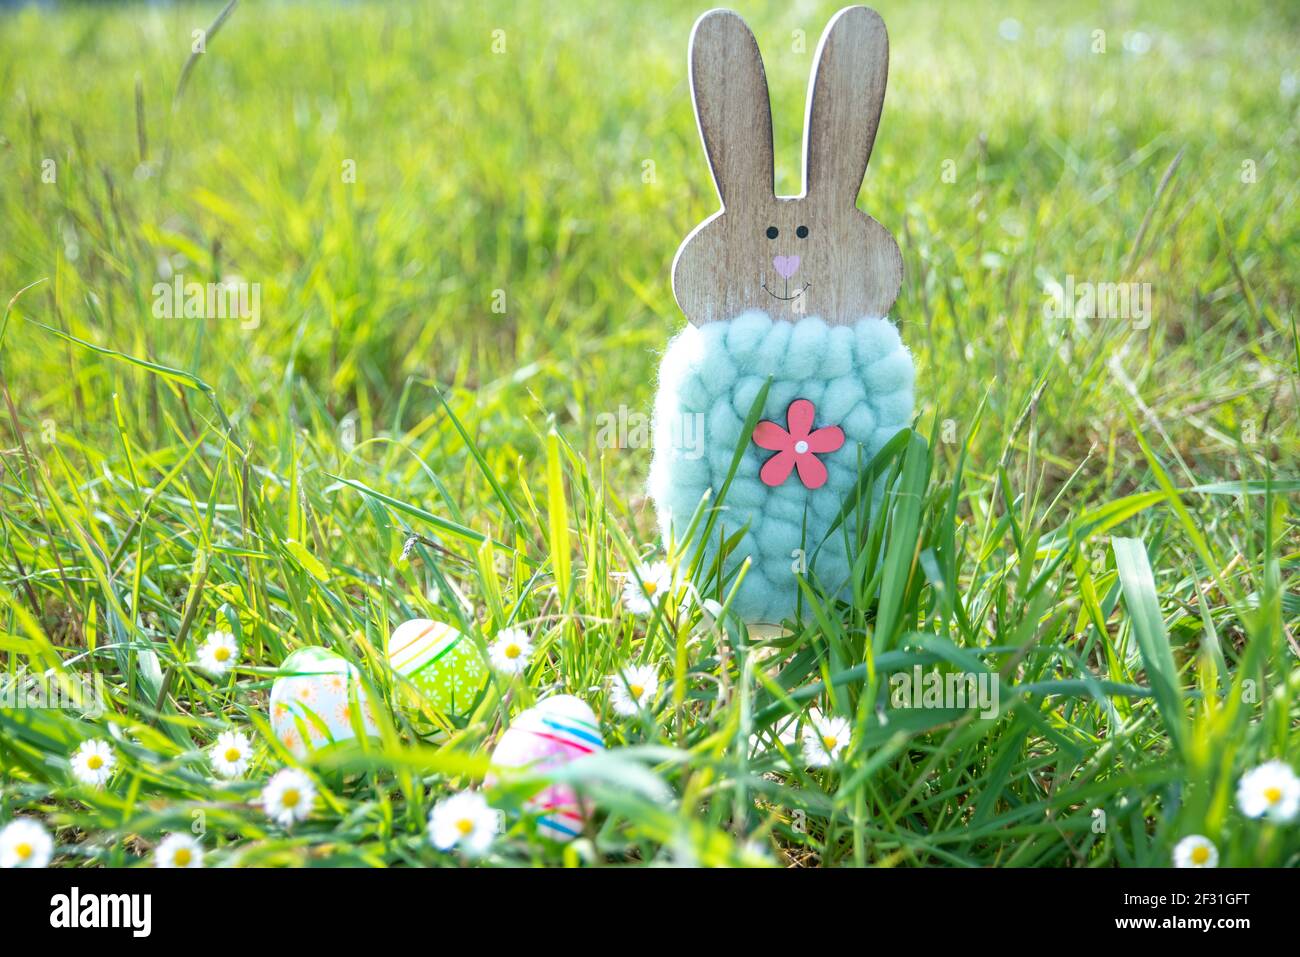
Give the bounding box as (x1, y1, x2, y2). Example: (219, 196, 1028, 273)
(0, 0, 1296, 867)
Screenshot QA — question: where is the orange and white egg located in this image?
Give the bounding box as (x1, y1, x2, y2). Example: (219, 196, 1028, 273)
(269, 647, 381, 758)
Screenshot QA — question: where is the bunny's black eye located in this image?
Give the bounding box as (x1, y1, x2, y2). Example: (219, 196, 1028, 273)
(796, 225, 809, 238)
(765, 226, 779, 239)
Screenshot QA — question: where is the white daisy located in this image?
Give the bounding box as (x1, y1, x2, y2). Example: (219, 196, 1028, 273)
(609, 664, 659, 716)
(1237, 759, 1300, 822)
(621, 561, 672, 616)
(210, 730, 253, 779)
(801, 709, 851, 767)
(488, 627, 535, 675)
(1172, 834, 1218, 869)
(261, 768, 316, 827)
(155, 833, 204, 868)
(0, 819, 54, 868)
(428, 791, 499, 857)
(71, 738, 116, 787)
(197, 630, 239, 676)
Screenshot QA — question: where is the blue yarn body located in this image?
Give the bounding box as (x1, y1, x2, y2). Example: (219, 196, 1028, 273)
(648, 311, 914, 623)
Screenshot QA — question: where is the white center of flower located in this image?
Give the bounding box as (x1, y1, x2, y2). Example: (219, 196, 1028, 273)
(456, 818, 475, 836)
(224, 747, 241, 762)
(173, 848, 192, 867)
(504, 643, 521, 659)
(1190, 845, 1209, 864)
(214, 646, 231, 662)
(87, 755, 103, 771)
(15, 842, 32, 860)
(795, 440, 809, 454)
(281, 789, 300, 808)
(1264, 786, 1282, 804)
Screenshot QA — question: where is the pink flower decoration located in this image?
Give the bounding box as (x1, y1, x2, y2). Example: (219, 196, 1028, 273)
(752, 398, 845, 490)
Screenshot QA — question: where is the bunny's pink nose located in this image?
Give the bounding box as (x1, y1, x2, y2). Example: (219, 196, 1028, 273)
(772, 255, 801, 279)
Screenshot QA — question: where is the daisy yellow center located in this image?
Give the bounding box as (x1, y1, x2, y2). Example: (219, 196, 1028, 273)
(173, 848, 192, 867)
(642, 580, 658, 596)
(15, 842, 32, 860)
(214, 646, 231, 662)
(822, 735, 839, 751)
(629, 684, 644, 699)
(504, 643, 521, 659)
(456, 818, 475, 836)
(224, 747, 241, 762)
(1190, 845, 1210, 865)
(87, 755, 103, 770)
(1264, 786, 1282, 804)
(281, 788, 300, 808)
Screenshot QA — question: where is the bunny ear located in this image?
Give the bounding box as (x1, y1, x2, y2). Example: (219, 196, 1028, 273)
(689, 9, 775, 207)
(802, 6, 889, 206)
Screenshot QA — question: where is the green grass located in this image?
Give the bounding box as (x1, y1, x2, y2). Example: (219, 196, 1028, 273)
(0, 0, 1297, 867)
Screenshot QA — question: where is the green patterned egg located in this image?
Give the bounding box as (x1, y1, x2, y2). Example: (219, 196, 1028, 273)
(388, 619, 488, 718)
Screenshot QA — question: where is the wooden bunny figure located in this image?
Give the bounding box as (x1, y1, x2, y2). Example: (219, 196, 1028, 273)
(649, 6, 913, 624)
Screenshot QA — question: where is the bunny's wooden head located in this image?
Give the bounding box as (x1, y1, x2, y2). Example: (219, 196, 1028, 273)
(672, 6, 902, 326)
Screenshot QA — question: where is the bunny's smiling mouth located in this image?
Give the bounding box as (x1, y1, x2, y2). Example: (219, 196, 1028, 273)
(762, 280, 812, 302)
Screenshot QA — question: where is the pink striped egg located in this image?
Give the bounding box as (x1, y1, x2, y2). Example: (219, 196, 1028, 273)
(489, 695, 605, 842)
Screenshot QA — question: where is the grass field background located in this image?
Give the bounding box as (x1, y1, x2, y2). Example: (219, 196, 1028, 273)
(0, 0, 1296, 866)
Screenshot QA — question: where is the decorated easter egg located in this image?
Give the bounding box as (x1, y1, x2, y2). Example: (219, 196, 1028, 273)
(269, 647, 381, 758)
(489, 694, 606, 842)
(387, 618, 488, 717)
